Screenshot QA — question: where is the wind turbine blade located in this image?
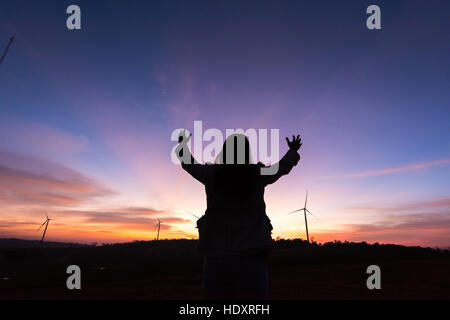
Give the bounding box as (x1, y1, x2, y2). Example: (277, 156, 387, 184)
(0, 34, 15, 66)
(304, 190, 308, 208)
(189, 213, 199, 219)
(287, 209, 302, 214)
(306, 209, 317, 218)
(45, 212, 48, 219)
(37, 221, 47, 231)
(187, 210, 200, 219)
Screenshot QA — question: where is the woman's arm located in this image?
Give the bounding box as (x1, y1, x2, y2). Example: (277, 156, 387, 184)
(175, 129, 207, 184)
(260, 135, 301, 186)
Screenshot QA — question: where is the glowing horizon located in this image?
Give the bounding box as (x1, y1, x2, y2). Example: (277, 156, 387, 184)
(1, 149, 449, 248)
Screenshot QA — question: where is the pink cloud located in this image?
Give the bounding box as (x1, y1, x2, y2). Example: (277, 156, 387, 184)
(0, 121, 89, 157)
(330, 159, 450, 179)
(345, 196, 450, 213)
(0, 151, 114, 207)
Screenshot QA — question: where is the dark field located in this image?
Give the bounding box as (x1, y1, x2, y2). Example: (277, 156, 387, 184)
(1, 239, 449, 300)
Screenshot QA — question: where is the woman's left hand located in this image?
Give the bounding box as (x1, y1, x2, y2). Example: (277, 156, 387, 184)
(286, 135, 302, 151)
(178, 129, 192, 144)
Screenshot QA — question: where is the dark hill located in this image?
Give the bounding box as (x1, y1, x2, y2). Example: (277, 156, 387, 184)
(0, 238, 92, 249)
(0, 239, 449, 299)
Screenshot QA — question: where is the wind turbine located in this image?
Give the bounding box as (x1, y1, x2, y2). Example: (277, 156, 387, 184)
(155, 218, 161, 241)
(288, 191, 316, 243)
(187, 211, 201, 231)
(37, 212, 52, 243)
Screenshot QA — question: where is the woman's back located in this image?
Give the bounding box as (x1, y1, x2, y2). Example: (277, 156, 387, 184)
(201, 164, 272, 256)
(207, 164, 262, 216)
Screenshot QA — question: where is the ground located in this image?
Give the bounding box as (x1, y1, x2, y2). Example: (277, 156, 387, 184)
(1, 239, 449, 299)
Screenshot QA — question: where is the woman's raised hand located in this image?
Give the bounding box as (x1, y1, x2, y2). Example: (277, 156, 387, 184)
(286, 135, 302, 151)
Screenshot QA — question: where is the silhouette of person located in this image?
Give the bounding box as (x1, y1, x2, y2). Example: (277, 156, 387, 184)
(175, 130, 301, 299)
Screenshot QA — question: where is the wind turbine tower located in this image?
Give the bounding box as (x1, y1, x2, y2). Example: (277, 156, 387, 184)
(37, 213, 52, 243)
(288, 191, 316, 243)
(156, 218, 161, 241)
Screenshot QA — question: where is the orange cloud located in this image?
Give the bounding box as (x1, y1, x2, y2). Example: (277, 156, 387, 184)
(60, 208, 189, 227)
(311, 212, 450, 248)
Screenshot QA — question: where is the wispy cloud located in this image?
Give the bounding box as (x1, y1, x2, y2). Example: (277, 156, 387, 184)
(0, 121, 89, 156)
(160, 68, 200, 125)
(313, 212, 450, 247)
(0, 221, 37, 229)
(58, 207, 190, 230)
(314, 196, 450, 247)
(0, 151, 114, 207)
(329, 159, 450, 179)
(343, 212, 450, 232)
(344, 196, 450, 213)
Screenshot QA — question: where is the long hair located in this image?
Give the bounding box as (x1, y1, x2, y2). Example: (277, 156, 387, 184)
(215, 134, 254, 165)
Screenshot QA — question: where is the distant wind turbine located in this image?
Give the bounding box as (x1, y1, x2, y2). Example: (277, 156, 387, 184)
(37, 212, 52, 243)
(155, 218, 161, 240)
(0, 34, 15, 66)
(288, 190, 316, 243)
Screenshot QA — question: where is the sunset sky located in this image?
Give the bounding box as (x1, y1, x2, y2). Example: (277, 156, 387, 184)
(0, 1, 449, 247)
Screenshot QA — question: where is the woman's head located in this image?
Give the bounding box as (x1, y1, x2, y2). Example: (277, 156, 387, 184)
(215, 134, 253, 165)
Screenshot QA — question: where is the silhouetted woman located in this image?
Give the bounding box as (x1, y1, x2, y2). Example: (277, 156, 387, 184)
(175, 131, 301, 299)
